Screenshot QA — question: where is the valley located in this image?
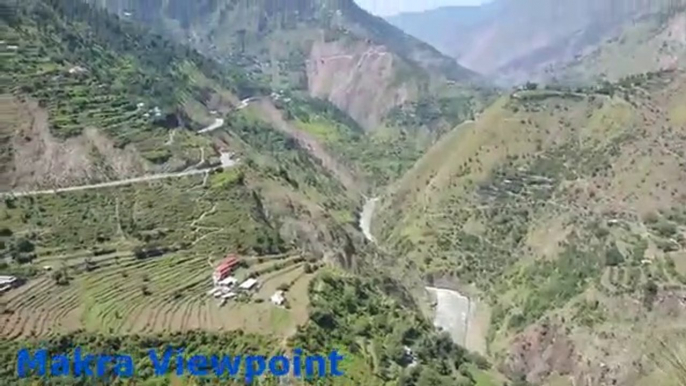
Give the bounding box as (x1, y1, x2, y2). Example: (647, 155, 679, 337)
(2, 0, 686, 385)
(388, 0, 686, 84)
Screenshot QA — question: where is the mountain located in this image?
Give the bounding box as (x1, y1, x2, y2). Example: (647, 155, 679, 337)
(84, 0, 494, 190)
(0, 1, 502, 385)
(91, 0, 481, 132)
(386, 5, 497, 56)
(388, 0, 686, 84)
(375, 71, 686, 385)
(552, 6, 686, 83)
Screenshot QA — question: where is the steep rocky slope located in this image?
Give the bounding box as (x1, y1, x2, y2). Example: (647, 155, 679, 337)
(376, 71, 686, 385)
(554, 9, 686, 83)
(85, 0, 493, 191)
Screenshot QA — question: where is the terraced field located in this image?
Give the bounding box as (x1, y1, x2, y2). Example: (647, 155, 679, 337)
(0, 164, 328, 339)
(1, 2, 242, 191)
(0, 247, 314, 338)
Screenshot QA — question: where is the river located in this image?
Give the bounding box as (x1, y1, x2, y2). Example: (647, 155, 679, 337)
(359, 197, 379, 242)
(359, 197, 476, 348)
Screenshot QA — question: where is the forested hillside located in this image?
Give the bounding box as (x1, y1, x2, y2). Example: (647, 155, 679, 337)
(87, 0, 491, 189)
(0, 0, 503, 385)
(377, 71, 686, 385)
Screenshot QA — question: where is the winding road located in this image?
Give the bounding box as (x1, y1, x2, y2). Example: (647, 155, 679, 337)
(0, 168, 221, 198)
(197, 118, 225, 134)
(0, 116, 239, 198)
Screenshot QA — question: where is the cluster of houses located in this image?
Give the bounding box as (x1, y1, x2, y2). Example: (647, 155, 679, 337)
(136, 102, 162, 118)
(207, 254, 286, 307)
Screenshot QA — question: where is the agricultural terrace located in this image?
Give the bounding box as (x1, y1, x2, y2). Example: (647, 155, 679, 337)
(0, 172, 319, 339)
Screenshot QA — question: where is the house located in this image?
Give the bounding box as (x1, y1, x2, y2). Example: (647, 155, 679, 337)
(0, 276, 17, 293)
(270, 290, 285, 306)
(221, 292, 237, 299)
(238, 278, 258, 291)
(0, 276, 16, 286)
(68, 66, 87, 75)
(217, 276, 237, 288)
(213, 255, 240, 283)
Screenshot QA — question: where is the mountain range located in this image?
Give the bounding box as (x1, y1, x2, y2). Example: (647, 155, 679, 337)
(1, 0, 686, 385)
(388, 0, 686, 84)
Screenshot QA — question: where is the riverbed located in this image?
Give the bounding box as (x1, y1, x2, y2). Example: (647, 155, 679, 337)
(358, 197, 480, 349)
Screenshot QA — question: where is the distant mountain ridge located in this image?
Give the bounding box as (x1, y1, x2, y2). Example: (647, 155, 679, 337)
(386, 4, 497, 56)
(388, 0, 686, 84)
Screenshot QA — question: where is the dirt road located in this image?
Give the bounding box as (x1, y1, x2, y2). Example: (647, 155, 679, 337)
(0, 166, 222, 198)
(197, 118, 225, 134)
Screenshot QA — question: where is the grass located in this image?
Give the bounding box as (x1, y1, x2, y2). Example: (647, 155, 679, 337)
(275, 93, 444, 190)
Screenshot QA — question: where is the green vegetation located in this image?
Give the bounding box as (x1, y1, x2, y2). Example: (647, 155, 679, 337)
(1, 0, 264, 163)
(377, 73, 686, 384)
(0, 271, 501, 385)
(273, 92, 480, 189)
(291, 271, 497, 385)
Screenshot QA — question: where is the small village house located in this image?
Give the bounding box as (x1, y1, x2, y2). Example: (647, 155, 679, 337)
(0, 275, 18, 293)
(213, 254, 239, 284)
(238, 278, 258, 291)
(270, 290, 285, 306)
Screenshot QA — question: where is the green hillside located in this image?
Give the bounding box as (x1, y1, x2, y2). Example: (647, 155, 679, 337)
(376, 71, 686, 385)
(88, 0, 490, 189)
(0, 0, 503, 385)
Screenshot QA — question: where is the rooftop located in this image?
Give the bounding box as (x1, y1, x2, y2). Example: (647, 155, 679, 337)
(239, 278, 258, 290)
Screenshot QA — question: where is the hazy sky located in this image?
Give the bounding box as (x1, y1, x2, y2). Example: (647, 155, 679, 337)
(355, 0, 487, 16)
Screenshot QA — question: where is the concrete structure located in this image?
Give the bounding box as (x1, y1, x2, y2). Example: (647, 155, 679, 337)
(239, 278, 258, 291)
(217, 276, 237, 288)
(68, 66, 87, 75)
(0, 275, 17, 293)
(270, 290, 285, 306)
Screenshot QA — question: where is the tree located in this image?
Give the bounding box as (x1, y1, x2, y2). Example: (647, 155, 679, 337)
(141, 285, 152, 296)
(605, 246, 624, 267)
(524, 81, 538, 90)
(52, 270, 70, 286)
(14, 238, 35, 253)
(643, 280, 658, 310)
(417, 366, 452, 386)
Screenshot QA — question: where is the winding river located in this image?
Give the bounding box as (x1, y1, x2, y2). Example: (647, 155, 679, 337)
(359, 197, 475, 348)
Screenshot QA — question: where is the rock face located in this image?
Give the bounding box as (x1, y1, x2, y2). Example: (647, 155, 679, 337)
(95, 0, 478, 131)
(306, 38, 414, 131)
